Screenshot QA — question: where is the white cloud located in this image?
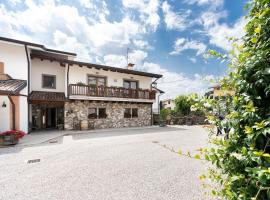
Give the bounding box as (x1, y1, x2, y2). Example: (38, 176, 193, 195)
(200, 11, 246, 51)
(122, 0, 160, 31)
(8, 0, 22, 5)
(79, 0, 94, 8)
(142, 62, 213, 99)
(184, 0, 224, 9)
(133, 39, 152, 49)
(189, 57, 197, 63)
(103, 49, 147, 68)
(170, 38, 207, 56)
(103, 54, 127, 67)
(162, 1, 192, 31)
(0, 1, 146, 61)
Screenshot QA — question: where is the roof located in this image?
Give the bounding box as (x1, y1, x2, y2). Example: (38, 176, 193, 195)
(0, 36, 76, 56)
(29, 91, 66, 102)
(152, 86, 165, 94)
(31, 53, 163, 78)
(0, 79, 27, 95)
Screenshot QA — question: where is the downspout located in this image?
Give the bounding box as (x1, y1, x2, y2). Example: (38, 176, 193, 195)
(25, 45, 31, 133)
(8, 96, 15, 130)
(150, 77, 161, 124)
(67, 64, 70, 98)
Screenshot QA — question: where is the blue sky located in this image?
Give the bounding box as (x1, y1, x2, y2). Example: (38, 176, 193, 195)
(0, 0, 248, 98)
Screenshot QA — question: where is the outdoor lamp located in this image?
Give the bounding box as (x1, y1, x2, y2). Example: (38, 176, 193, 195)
(2, 101, 6, 107)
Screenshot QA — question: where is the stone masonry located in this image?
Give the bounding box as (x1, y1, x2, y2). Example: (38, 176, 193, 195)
(64, 100, 152, 130)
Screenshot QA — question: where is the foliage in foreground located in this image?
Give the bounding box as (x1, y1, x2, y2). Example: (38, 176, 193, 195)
(192, 1, 270, 199)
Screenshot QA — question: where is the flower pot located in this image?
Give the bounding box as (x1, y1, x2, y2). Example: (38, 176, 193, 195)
(0, 134, 18, 145)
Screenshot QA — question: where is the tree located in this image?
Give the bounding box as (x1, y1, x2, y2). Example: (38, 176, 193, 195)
(175, 95, 192, 115)
(193, 1, 270, 199)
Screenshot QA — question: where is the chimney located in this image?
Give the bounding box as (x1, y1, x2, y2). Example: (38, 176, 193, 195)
(127, 63, 135, 70)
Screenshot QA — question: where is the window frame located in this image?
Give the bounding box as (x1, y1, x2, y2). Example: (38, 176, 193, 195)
(42, 74, 56, 89)
(131, 108, 138, 118)
(124, 108, 138, 118)
(87, 74, 107, 87)
(123, 79, 139, 89)
(98, 108, 107, 119)
(88, 107, 107, 119)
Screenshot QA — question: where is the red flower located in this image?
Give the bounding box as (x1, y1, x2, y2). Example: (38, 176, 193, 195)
(0, 130, 26, 139)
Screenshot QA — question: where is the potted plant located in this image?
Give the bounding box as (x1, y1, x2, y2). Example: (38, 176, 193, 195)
(0, 130, 26, 145)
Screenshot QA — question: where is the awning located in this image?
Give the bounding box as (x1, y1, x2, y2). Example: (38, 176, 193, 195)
(0, 79, 27, 95)
(29, 91, 66, 102)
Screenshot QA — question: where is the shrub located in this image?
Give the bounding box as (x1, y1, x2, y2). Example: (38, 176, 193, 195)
(192, 1, 270, 199)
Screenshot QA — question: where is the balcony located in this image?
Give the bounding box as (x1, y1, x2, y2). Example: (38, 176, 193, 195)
(68, 84, 156, 102)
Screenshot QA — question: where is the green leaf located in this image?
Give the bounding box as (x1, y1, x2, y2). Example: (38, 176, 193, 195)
(255, 25, 261, 34)
(194, 154, 201, 159)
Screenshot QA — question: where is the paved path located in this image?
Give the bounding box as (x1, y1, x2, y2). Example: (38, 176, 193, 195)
(0, 126, 209, 200)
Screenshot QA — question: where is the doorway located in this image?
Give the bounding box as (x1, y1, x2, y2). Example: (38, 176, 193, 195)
(31, 104, 64, 130)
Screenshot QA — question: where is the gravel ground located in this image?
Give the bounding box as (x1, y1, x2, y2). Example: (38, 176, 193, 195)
(0, 126, 210, 200)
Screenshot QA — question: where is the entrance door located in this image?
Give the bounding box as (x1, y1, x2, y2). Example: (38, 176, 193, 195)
(46, 108, 56, 128)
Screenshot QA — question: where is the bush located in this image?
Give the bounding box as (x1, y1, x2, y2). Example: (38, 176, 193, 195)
(160, 108, 170, 121)
(193, 1, 270, 199)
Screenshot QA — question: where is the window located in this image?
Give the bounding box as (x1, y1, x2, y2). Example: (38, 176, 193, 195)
(88, 75, 106, 86)
(132, 108, 138, 118)
(99, 108, 107, 119)
(123, 80, 138, 89)
(124, 108, 138, 118)
(124, 108, 131, 118)
(88, 108, 107, 119)
(42, 74, 56, 89)
(88, 108, 97, 119)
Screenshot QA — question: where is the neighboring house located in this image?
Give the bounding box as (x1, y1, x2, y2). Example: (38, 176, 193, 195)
(0, 37, 163, 133)
(161, 99, 175, 110)
(152, 87, 164, 114)
(205, 84, 235, 99)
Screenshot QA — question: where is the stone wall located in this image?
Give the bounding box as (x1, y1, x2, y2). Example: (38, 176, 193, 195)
(64, 100, 152, 130)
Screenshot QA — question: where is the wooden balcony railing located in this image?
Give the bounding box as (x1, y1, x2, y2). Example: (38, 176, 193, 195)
(69, 84, 156, 100)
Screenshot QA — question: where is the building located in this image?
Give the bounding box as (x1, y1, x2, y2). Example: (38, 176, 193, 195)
(0, 37, 163, 133)
(161, 99, 175, 110)
(205, 84, 235, 99)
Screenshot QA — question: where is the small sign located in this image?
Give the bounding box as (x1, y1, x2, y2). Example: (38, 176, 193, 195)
(27, 159, 41, 164)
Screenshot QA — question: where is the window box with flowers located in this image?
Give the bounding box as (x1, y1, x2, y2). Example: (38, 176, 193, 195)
(0, 130, 26, 145)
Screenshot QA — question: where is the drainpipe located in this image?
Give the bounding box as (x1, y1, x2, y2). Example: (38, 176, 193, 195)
(25, 45, 31, 133)
(67, 64, 70, 98)
(8, 96, 15, 130)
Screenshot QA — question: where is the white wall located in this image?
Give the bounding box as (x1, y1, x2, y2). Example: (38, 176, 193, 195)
(162, 100, 175, 110)
(0, 96, 10, 132)
(152, 92, 161, 114)
(0, 42, 28, 132)
(0, 42, 28, 95)
(31, 59, 66, 93)
(69, 65, 153, 90)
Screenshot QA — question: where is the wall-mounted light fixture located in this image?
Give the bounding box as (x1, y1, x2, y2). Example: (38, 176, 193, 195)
(2, 101, 6, 108)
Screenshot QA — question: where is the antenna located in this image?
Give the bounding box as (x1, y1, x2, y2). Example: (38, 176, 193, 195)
(126, 47, 129, 66)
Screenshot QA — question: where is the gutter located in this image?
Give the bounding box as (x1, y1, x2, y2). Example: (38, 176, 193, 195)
(25, 44, 31, 133)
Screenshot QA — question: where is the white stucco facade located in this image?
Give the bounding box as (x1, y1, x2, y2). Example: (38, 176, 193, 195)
(162, 99, 175, 110)
(0, 96, 10, 132)
(69, 65, 153, 90)
(0, 42, 28, 133)
(31, 59, 66, 93)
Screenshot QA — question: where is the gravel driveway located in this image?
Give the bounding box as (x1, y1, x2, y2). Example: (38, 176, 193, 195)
(0, 126, 209, 200)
